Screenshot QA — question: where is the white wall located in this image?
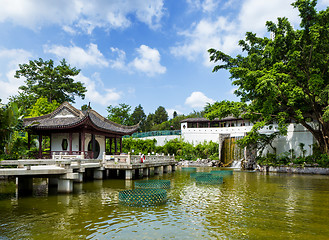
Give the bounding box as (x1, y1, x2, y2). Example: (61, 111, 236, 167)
(51, 133, 105, 159)
(51, 133, 80, 152)
(181, 125, 253, 145)
(181, 122, 315, 156)
(84, 134, 105, 159)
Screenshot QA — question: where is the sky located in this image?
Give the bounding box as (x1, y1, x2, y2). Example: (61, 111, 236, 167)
(0, 0, 328, 118)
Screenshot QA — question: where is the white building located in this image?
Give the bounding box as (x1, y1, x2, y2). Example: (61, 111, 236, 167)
(180, 117, 315, 157)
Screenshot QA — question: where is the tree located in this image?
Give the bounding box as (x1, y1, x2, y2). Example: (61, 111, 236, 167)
(173, 111, 178, 119)
(207, 0, 329, 153)
(144, 113, 155, 132)
(107, 103, 132, 125)
(14, 58, 86, 108)
(81, 104, 92, 111)
(153, 106, 168, 125)
(0, 100, 24, 156)
(131, 104, 146, 131)
(27, 97, 60, 117)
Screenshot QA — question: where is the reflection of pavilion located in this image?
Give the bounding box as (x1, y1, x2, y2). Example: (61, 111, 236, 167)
(24, 102, 139, 159)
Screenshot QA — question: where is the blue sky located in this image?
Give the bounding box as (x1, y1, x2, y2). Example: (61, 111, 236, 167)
(0, 0, 328, 118)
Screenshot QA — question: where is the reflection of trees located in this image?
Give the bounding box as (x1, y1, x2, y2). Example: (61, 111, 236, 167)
(0, 180, 128, 239)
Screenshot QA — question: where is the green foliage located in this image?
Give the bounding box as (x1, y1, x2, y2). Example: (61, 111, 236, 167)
(0, 101, 25, 157)
(144, 113, 155, 132)
(205, 100, 247, 120)
(150, 115, 186, 131)
(149, 110, 204, 132)
(257, 149, 329, 168)
(121, 138, 157, 154)
(208, 0, 329, 153)
(27, 97, 60, 117)
(14, 58, 86, 109)
(121, 138, 218, 161)
(107, 103, 132, 125)
(153, 106, 168, 125)
(81, 104, 92, 111)
(131, 104, 146, 130)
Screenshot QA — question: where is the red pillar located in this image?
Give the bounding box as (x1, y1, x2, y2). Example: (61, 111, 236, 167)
(38, 134, 42, 159)
(69, 132, 73, 154)
(109, 138, 112, 154)
(114, 137, 117, 154)
(27, 132, 31, 150)
(81, 131, 85, 157)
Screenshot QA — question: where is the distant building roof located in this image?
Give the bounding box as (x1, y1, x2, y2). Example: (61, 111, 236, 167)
(23, 102, 139, 136)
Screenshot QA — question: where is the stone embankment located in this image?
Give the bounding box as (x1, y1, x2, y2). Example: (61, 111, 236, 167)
(178, 159, 220, 167)
(256, 165, 329, 175)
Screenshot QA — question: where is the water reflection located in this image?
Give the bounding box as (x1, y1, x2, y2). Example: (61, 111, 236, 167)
(0, 170, 329, 239)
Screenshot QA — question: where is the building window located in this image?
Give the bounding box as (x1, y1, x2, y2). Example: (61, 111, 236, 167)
(88, 140, 100, 158)
(62, 139, 68, 150)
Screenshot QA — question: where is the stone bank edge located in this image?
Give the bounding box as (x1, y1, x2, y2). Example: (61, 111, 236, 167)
(257, 165, 329, 175)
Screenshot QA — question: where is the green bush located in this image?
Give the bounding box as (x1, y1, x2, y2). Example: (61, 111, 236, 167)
(257, 150, 329, 168)
(120, 138, 219, 161)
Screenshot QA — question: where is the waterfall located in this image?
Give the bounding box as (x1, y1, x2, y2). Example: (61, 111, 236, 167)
(220, 136, 243, 168)
(231, 160, 242, 169)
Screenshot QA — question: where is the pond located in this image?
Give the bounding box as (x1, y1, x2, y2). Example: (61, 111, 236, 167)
(0, 168, 329, 239)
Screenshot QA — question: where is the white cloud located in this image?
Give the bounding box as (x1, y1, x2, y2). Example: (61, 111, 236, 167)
(185, 91, 215, 109)
(74, 73, 122, 106)
(109, 47, 127, 70)
(186, 0, 219, 13)
(0, 48, 33, 103)
(0, 0, 165, 33)
(238, 0, 299, 35)
(108, 45, 166, 76)
(62, 25, 77, 35)
(130, 45, 166, 76)
(171, 17, 239, 66)
(319, 0, 329, 5)
(172, 0, 300, 66)
(167, 108, 183, 119)
(44, 43, 109, 68)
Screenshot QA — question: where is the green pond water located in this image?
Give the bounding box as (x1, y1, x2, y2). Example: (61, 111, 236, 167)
(0, 168, 329, 239)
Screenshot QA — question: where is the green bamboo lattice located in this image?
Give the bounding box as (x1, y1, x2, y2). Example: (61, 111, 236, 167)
(181, 167, 197, 172)
(135, 180, 171, 189)
(119, 189, 167, 207)
(190, 172, 212, 178)
(195, 175, 223, 185)
(211, 170, 233, 176)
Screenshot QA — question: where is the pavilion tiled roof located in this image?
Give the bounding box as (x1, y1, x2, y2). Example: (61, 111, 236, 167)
(23, 102, 139, 135)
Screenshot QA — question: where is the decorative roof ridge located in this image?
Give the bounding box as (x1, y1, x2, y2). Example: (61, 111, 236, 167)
(23, 112, 53, 122)
(88, 110, 140, 130)
(49, 102, 83, 118)
(23, 102, 84, 125)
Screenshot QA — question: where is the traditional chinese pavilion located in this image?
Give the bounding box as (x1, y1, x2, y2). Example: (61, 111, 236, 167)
(23, 102, 139, 159)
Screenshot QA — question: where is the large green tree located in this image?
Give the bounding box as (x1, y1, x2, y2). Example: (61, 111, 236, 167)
(14, 58, 86, 109)
(107, 103, 132, 125)
(131, 104, 146, 131)
(153, 106, 168, 125)
(207, 0, 329, 153)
